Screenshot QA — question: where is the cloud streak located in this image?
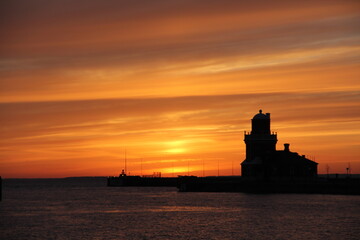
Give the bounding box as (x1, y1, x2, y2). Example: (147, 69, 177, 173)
(1, 91, 359, 177)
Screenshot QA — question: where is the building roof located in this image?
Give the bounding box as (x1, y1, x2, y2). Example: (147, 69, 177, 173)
(271, 150, 318, 166)
(253, 109, 269, 120)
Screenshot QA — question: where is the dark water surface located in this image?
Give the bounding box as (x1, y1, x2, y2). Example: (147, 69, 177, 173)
(1, 178, 359, 240)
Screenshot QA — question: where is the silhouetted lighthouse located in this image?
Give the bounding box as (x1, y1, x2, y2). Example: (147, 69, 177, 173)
(241, 110, 317, 179)
(244, 110, 277, 163)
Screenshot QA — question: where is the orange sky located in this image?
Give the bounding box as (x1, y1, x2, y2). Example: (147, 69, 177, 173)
(0, 0, 359, 178)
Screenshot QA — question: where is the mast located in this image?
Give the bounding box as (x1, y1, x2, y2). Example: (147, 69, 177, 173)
(141, 158, 143, 176)
(232, 160, 234, 176)
(125, 148, 127, 175)
(202, 159, 205, 177)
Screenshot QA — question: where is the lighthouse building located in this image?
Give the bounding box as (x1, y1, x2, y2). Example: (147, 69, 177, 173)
(241, 110, 317, 179)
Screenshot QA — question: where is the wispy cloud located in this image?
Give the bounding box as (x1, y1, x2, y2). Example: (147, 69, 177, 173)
(1, 91, 359, 176)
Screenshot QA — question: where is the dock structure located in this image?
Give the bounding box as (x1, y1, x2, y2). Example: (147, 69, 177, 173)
(107, 175, 179, 187)
(107, 174, 360, 195)
(176, 176, 360, 195)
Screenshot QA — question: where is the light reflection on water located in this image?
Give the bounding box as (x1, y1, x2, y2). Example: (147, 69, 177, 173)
(104, 206, 232, 213)
(1, 178, 359, 240)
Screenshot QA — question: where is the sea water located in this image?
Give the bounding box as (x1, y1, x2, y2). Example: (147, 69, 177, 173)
(0, 178, 359, 240)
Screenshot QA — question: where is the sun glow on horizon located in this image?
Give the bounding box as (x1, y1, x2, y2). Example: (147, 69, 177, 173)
(165, 148, 187, 154)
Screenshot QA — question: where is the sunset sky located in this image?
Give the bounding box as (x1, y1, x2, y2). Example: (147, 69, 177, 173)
(1, 0, 359, 178)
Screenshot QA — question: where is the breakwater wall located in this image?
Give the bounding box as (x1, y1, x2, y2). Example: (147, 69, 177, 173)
(107, 176, 178, 187)
(107, 175, 360, 195)
(178, 176, 360, 195)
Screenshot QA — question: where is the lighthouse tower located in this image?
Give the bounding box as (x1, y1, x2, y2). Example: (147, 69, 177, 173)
(241, 110, 317, 179)
(241, 110, 277, 177)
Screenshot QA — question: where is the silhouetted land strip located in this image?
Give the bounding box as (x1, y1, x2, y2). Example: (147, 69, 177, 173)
(107, 175, 360, 195)
(177, 176, 360, 195)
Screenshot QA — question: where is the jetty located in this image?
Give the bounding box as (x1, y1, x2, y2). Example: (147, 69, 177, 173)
(107, 175, 178, 187)
(107, 175, 360, 195)
(176, 176, 360, 195)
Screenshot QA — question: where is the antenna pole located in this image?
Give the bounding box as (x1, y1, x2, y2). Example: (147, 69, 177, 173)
(349, 162, 351, 175)
(172, 162, 174, 177)
(202, 159, 205, 177)
(125, 149, 127, 175)
(347, 162, 351, 178)
(232, 160, 234, 176)
(187, 160, 189, 176)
